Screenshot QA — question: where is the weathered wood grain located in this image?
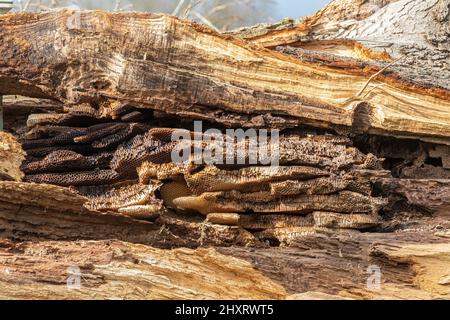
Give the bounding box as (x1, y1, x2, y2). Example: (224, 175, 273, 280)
(0, 0, 449, 300)
(0, 8, 449, 143)
(0, 232, 449, 299)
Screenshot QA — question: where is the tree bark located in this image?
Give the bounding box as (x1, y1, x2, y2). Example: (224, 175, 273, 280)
(235, 0, 449, 92)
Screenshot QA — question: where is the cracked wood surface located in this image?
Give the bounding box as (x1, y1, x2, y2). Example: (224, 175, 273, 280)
(0, 233, 449, 299)
(0, 0, 449, 300)
(0, 6, 449, 143)
(0, 239, 286, 300)
(236, 0, 449, 91)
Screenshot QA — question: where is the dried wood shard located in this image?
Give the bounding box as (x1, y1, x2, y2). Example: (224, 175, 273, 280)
(0, 132, 25, 182)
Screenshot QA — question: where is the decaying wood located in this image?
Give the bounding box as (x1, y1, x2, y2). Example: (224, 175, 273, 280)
(1, 232, 449, 299)
(0, 239, 285, 299)
(0, 6, 449, 143)
(0, 180, 260, 248)
(375, 178, 450, 215)
(0, 132, 24, 181)
(0, 0, 449, 300)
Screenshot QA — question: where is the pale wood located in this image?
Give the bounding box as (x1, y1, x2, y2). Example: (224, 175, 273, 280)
(0, 234, 449, 299)
(0, 239, 286, 300)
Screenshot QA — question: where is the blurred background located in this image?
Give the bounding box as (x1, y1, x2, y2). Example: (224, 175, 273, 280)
(11, 0, 330, 31)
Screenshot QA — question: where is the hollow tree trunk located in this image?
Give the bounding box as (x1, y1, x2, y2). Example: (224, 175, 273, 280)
(0, 0, 449, 300)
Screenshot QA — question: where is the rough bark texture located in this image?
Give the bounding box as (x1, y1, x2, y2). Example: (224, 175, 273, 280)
(0, 0, 449, 300)
(235, 0, 449, 92)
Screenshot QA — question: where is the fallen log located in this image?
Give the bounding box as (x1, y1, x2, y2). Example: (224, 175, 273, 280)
(0, 0, 449, 300)
(0, 7, 449, 143)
